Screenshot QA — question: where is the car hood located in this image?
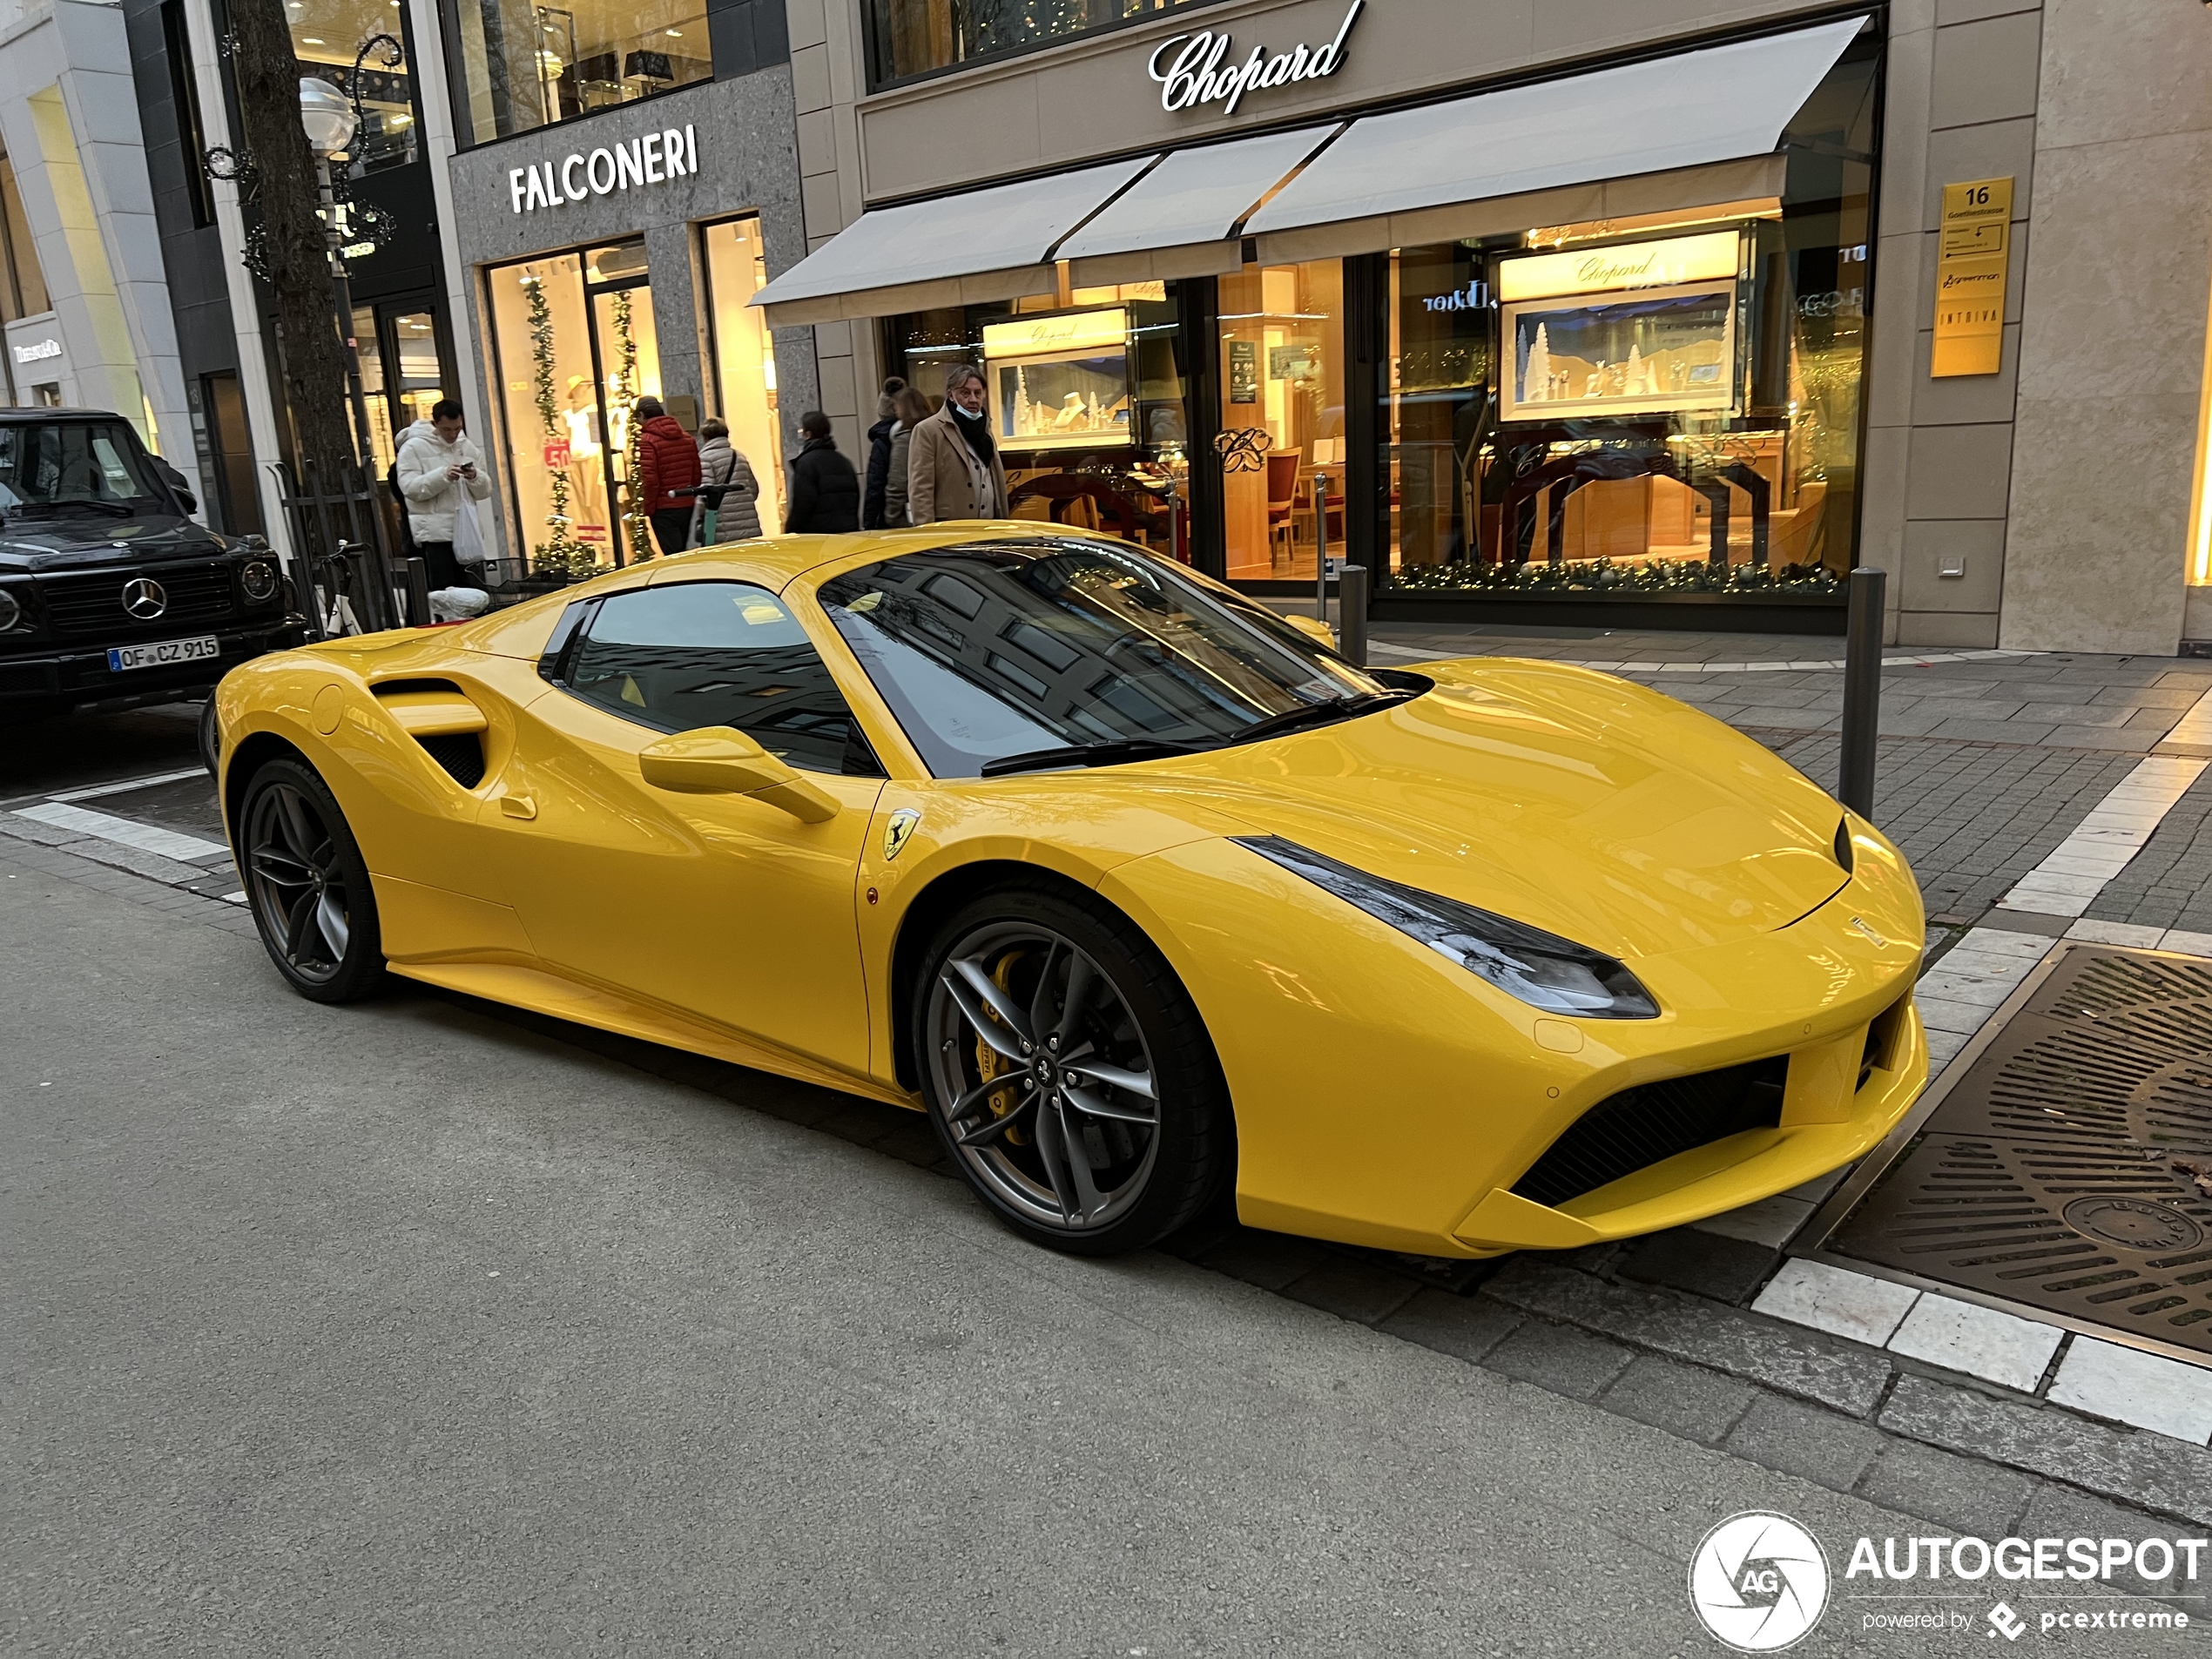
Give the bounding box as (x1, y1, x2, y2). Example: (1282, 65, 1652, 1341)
(0, 514, 221, 572)
(1138, 659, 1850, 961)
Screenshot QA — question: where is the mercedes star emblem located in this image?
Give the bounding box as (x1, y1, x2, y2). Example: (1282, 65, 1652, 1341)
(121, 577, 167, 621)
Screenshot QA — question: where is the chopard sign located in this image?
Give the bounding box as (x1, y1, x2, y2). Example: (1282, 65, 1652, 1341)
(1148, 0, 1363, 117)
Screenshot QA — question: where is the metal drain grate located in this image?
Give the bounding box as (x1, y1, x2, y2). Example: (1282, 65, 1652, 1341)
(1822, 947, 2212, 1358)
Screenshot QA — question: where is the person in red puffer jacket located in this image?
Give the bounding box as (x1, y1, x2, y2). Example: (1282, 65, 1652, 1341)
(632, 396, 702, 558)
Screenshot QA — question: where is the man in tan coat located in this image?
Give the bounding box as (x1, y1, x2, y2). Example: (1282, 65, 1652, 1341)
(904, 364, 1008, 524)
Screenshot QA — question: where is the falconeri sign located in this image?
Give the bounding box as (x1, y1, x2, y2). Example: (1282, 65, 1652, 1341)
(1148, 0, 1363, 117)
(508, 124, 698, 214)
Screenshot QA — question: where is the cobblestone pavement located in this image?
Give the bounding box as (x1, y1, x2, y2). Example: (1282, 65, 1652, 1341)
(2083, 768, 2212, 935)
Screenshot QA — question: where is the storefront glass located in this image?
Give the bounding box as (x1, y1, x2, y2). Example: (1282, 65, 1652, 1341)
(882, 284, 1190, 556)
(699, 216, 785, 534)
(293, 0, 419, 172)
(0, 144, 51, 321)
(352, 305, 448, 474)
(1217, 259, 1345, 583)
(451, 0, 711, 145)
(486, 239, 661, 570)
(867, 0, 1204, 89)
(1377, 37, 1878, 604)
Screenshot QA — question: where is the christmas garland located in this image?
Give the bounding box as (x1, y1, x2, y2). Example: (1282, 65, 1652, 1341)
(1392, 558, 1845, 597)
(523, 271, 586, 579)
(610, 287, 650, 559)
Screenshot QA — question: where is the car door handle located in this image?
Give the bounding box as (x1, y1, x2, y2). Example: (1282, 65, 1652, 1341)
(499, 794, 537, 820)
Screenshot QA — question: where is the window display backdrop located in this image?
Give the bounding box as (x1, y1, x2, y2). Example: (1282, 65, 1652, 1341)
(699, 216, 785, 535)
(487, 240, 661, 572)
(881, 287, 1190, 556)
(452, 0, 711, 145)
(1379, 33, 1878, 604)
(293, 0, 419, 172)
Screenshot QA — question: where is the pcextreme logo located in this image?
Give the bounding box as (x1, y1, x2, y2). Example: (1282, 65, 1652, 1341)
(1689, 1510, 2206, 1648)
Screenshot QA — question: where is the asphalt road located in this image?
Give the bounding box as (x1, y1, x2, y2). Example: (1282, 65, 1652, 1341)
(3, 728, 2191, 1656)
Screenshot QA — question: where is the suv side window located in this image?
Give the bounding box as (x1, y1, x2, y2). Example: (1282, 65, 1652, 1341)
(563, 582, 882, 777)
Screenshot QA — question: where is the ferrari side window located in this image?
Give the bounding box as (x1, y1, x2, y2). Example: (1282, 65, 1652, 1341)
(563, 582, 882, 777)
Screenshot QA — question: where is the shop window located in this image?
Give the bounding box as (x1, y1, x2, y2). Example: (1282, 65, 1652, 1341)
(291, 0, 419, 172)
(486, 241, 662, 570)
(201, 371, 264, 536)
(1217, 260, 1345, 583)
(883, 285, 1190, 558)
(1377, 37, 1878, 604)
(453, 0, 711, 145)
(866, 0, 1208, 90)
(699, 216, 784, 534)
(0, 144, 51, 322)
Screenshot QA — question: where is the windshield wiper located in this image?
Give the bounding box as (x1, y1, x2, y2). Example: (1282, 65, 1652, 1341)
(981, 738, 1201, 779)
(38, 498, 135, 518)
(1226, 690, 1418, 746)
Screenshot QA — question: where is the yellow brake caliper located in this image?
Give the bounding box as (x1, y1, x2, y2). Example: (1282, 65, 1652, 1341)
(975, 951, 1028, 1145)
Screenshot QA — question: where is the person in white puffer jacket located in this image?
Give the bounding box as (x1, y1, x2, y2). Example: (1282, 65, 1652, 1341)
(395, 399, 493, 591)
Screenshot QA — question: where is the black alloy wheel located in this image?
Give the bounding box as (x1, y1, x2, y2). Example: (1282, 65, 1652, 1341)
(916, 884, 1233, 1255)
(239, 758, 385, 1002)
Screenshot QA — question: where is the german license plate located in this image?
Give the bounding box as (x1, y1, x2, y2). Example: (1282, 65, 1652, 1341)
(107, 635, 219, 672)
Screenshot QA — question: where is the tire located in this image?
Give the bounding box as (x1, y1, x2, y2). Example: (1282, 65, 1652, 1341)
(238, 757, 386, 1003)
(197, 698, 219, 779)
(914, 883, 1233, 1256)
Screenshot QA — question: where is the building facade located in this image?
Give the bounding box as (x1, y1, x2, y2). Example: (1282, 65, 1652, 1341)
(15, 0, 2208, 654)
(762, 0, 2212, 653)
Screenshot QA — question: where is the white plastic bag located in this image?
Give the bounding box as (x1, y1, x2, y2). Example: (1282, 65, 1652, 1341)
(452, 498, 488, 567)
(428, 587, 490, 622)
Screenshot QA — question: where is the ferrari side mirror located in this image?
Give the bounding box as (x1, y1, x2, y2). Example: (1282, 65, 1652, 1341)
(638, 726, 840, 824)
(1284, 614, 1338, 650)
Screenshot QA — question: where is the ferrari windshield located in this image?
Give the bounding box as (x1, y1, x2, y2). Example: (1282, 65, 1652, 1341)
(0, 421, 165, 515)
(817, 537, 1392, 779)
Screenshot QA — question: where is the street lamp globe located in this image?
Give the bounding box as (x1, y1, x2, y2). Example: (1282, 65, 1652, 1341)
(297, 78, 357, 157)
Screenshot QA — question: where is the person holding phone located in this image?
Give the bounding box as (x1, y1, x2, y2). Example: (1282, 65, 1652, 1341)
(395, 397, 494, 590)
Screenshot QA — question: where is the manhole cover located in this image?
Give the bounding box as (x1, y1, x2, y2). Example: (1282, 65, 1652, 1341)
(1822, 947, 2212, 1357)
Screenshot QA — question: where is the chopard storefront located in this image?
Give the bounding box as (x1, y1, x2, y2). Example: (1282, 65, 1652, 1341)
(442, 3, 813, 571)
(759, 0, 1885, 631)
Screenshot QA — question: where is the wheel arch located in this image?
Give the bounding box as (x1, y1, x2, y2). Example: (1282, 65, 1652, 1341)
(886, 859, 1122, 1093)
(222, 729, 314, 843)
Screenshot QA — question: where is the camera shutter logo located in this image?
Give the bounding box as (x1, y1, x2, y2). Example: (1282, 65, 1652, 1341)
(1689, 1513, 1830, 1651)
(121, 577, 168, 621)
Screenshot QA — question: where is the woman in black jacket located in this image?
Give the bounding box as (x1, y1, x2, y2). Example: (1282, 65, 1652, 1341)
(784, 410, 860, 533)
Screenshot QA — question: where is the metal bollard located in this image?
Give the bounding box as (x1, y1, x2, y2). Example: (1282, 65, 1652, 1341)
(404, 556, 433, 627)
(1838, 566, 1886, 817)
(1312, 475, 1331, 620)
(1339, 564, 1369, 668)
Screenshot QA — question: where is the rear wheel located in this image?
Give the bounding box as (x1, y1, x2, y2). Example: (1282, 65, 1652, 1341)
(239, 758, 385, 1003)
(916, 885, 1232, 1255)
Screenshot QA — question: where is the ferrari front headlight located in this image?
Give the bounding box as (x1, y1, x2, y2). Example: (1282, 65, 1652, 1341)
(1236, 835, 1660, 1020)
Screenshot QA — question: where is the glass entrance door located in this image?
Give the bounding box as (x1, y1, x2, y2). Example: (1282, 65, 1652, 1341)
(587, 266, 661, 561)
(1217, 260, 1345, 583)
(352, 299, 453, 475)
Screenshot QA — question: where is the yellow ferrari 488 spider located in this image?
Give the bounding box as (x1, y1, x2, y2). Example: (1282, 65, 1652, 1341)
(215, 527, 1926, 1258)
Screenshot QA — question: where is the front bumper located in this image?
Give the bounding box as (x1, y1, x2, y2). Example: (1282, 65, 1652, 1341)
(1452, 999, 1928, 1251)
(0, 622, 299, 722)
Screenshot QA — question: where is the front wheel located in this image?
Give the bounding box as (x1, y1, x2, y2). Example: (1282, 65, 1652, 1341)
(197, 698, 219, 778)
(916, 885, 1233, 1255)
(239, 758, 385, 1003)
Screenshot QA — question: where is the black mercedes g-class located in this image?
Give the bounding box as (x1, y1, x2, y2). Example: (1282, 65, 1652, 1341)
(0, 408, 297, 736)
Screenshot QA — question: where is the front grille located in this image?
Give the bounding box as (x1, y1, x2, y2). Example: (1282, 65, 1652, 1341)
(416, 732, 485, 788)
(40, 563, 237, 637)
(1514, 1058, 1790, 1209)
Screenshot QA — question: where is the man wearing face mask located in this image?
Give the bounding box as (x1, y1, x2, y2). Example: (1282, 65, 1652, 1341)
(904, 363, 1009, 525)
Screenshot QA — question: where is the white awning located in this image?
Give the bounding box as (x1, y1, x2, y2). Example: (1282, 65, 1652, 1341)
(753, 17, 1864, 325)
(750, 156, 1156, 326)
(1245, 18, 1865, 239)
(1055, 125, 1339, 267)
